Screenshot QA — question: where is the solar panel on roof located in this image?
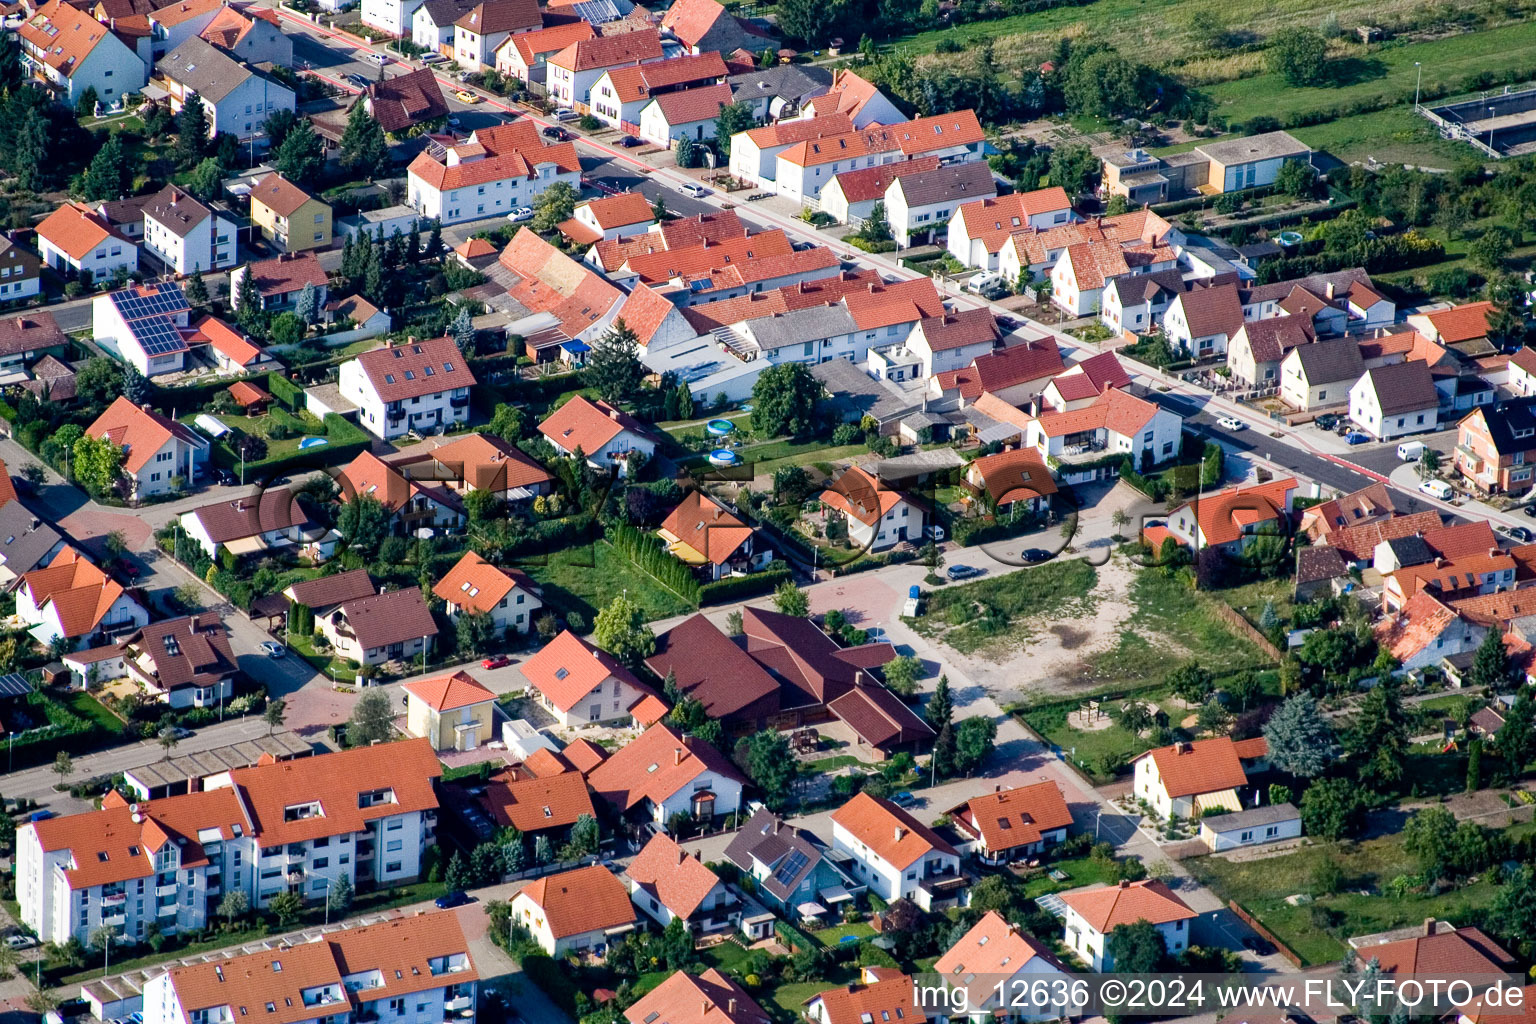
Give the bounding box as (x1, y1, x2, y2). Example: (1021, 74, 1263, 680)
(0, 673, 32, 697)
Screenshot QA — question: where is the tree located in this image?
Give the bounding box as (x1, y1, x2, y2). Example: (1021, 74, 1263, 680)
(1048, 142, 1100, 195)
(1107, 920, 1167, 973)
(883, 655, 920, 697)
(294, 282, 319, 326)
(218, 890, 250, 925)
(456, 611, 495, 656)
(714, 102, 755, 160)
(1347, 677, 1410, 791)
(737, 730, 795, 809)
(264, 699, 286, 735)
(268, 890, 303, 925)
(185, 269, 210, 309)
(532, 180, 579, 234)
(340, 103, 390, 178)
(954, 716, 997, 775)
(588, 318, 645, 404)
(275, 120, 325, 186)
(327, 873, 354, 914)
(773, 580, 809, 617)
(1469, 626, 1511, 691)
(176, 94, 209, 165)
(1299, 776, 1363, 840)
(751, 362, 821, 437)
(592, 593, 656, 669)
(52, 751, 73, 784)
(347, 689, 395, 747)
(72, 433, 125, 496)
(858, 201, 894, 244)
(81, 134, 129, 201)
(1263, 692, 1339, 778)
(1267, 27, 1329, 85)
(338, 494, 390, 557)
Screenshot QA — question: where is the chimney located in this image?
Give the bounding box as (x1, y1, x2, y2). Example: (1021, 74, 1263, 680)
(893, 826, 905, 841)
(1423, 917, 1437, 936)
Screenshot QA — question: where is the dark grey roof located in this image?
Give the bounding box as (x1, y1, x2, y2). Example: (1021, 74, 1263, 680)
(723, 808, 830, 902)
(726, 64, 831, 105)
(1200, 802, 1300, 832)
(0, 501, 62, 586)
(1290, 337, 1364, 385)
(156, 38, 254, 104)
(1386, 534, 1434, 567)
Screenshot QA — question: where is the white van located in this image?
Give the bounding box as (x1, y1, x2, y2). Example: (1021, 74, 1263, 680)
(1397, 441, 1426, 462)
(1419, 479, 1453, 501)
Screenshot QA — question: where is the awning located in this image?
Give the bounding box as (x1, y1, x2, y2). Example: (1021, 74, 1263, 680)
(818, 885, 853, 905)
(797, 901, 827, 917)
(223, 535, 268, 555)
(1194, 789, 1243, 814)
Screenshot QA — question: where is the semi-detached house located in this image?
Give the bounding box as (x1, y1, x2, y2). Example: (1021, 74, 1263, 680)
(17, 740, 442, 944)
(19, 0, 145, 105)
(407, 121, 581, 225)
(339, 336, 478, 440)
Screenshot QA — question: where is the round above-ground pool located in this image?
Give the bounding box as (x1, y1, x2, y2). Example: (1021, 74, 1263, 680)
(705, 418, 735, 436)
(708, 449, 740, 467)
(298, 436, 330, 449)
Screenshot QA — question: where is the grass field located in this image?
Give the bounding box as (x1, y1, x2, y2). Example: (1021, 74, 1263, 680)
(910, 558, 1098, 655)
(524, 540, 695, 623)
(1188, 823, 1536, 965)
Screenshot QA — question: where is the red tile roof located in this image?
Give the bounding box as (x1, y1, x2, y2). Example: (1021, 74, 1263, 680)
(1133, 737, 1251, 798)
(1060, 879, 1196, 933)
(403, 669, 495, 712)
(832, 792, 957, 869)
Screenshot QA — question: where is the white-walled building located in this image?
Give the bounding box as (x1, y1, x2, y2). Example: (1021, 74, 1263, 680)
(142, 184, 238, 275)
(407, 121, 581, 225)
(338, 337, 478, 440)
(830, 793, 962, 910)
(1060, 880, 1196, 970)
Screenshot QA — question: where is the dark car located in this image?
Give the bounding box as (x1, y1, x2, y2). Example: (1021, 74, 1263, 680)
(618, 135, 642, 147)
(1242, 936, 1275, 956)
(1022, 548, 1051, 564)
(435, 890, 473, 909)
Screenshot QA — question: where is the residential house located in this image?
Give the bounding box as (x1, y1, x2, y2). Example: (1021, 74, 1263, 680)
(946, 782, 1073, 866)
(1101, 131, 1311, 201)
(65, 614, 235, 708)
(92, 280, 191, 377)
(881, 162, 996, 248)
(338, 336, 478, 440)
(587, 721, 746, 829)
(230, 252, 330, 312)
(141, 184, 237, 274)
(1350, 360, 1440, 440)
(403, 670, 497, 751)
(452, 0, 539, 71)
(820, 464, 924, 551)
(0, 311, 65, 376)
(1159, 477, 1296, 555)
(1455, 396, 1536, 495)
(0, 238, 41, 303)
(928, 337, 1064, 407)
(248, 174, 331, 252)
(432, 551, 542, 635)
(624, 832, 738, 934)
(35, 201, 138, 280)
(407, 121, 581, 225)
(1407, 301, 1498, 357)
(141, 913, 477, 1024)
(819, 157, 940, 227)
(1198, 803, 1302, 852)
(944, 187, 1075, 271)
(493, 20, 593, 85)
(338, 450, 465, 535)
(624, 970, 771, 1024)
(1279, 338, 1366, 412)
(1131, 736, 1266, 819)
(199, 6, 293, 64)
(1162, 280, 1245, 357)
(727, 113, 853, 190)
(18, 0, 145, 105)
(1226, 316, 1317, 387)
(723, 808, 863, 920)
(559, 192, 655, 247)
(179, 488, 309, 561)
(411, 0, 479, 57)
(932, 911, 1071, 1021)
(538, 394, 657, 476)
(638, 82, 735, 149)
(964, 448, 1059, 518)
(500, 228, 625, 348)
(830, 792, 963, 910)
(85, 396, 209, 498)
(805, 968, 926, 1024)
(658, 490, 772, 580)
(1025, 387, 1183, 482)
(155, 38, 296, 141)
(590, 52, 728, 134)
(546, 29, 665, 113)
(521, 629, 663, 729)
(661, 0, 754, 55)
(773, 111, 987, 204)
(315, 586, 438, 667)
(798, 68, 905, 128)
(1060, 880, 1197, 970)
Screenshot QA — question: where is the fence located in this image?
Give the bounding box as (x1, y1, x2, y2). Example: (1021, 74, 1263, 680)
(1226, 900, 1305, 968)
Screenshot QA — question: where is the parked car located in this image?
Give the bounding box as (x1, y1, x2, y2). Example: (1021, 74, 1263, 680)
(1419, 479, 1454, 500)
(481, 655, 511, 669)
(435, 890, 473, 909)
(454, 89, 481, 104)
(678, 182, 708, 198)
(618, 135, 642, 147)
(946, 564, 984, 581)
(1343, 432, 1371, 445)
(260, 641, 286, 658)
(1216, 416, 1247, 431)
(507, 205, 534, 222)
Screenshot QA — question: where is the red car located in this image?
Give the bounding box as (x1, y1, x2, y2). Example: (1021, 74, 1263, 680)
(481, 655, 512, 669)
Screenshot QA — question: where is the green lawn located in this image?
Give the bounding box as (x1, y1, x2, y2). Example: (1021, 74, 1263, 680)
(1187, 824, 1536, 965)
(909, 558, 1098, 655)
(523, 540, 695, 624)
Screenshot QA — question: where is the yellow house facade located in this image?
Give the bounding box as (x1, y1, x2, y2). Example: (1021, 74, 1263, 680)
(249, 172, 333, 252)
(402, 670, 498, 751)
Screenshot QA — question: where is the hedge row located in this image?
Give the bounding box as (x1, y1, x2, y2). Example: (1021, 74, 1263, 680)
(698, 564, 791, 605)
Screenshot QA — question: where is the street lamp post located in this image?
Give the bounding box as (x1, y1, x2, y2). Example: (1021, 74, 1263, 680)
(1414, 62, 1423, 109)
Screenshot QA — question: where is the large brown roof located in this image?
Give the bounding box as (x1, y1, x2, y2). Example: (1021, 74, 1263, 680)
(518, 864, 634, 938)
